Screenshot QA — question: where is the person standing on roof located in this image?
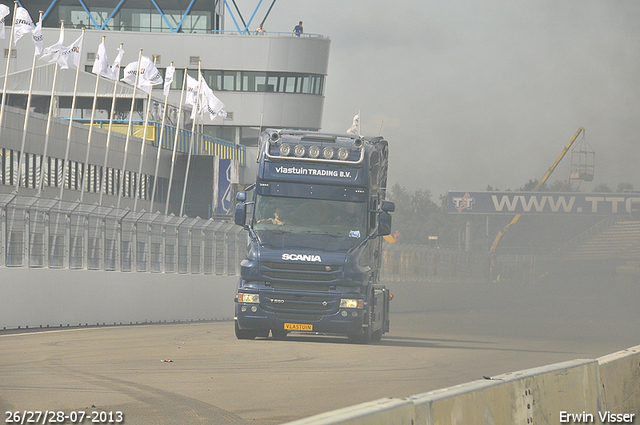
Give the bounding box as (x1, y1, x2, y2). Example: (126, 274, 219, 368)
(293, 21, 303, 36)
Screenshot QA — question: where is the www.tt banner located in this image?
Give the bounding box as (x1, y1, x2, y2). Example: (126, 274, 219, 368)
(448, 191, 640, 216)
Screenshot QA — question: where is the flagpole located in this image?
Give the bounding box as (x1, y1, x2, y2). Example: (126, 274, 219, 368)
(133, 55, 158, 212)
(15, 10, 42, 192)
(79, 35, 106, 202)
(164, 67, 188, 216)
(180, 61, 202, 217)
(0, 1, 18, 142)
(37, 21, 64, 195)
(99, 42, 123, 206)
(150, 61, 173, 213)
(59, 27, 85, 200)
(117, 48, 143, 209)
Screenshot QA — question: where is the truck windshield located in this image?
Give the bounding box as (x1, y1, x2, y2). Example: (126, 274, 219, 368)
(253, 195, 367, 239)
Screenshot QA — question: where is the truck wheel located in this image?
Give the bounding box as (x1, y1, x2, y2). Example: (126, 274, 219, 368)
(348, 291, 374, 344)
(271, 328, 288, 340)
(235, 321, 257, 340)
(370, 328, 382, 342)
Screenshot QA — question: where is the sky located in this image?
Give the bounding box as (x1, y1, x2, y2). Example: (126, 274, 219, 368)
(248, 0, 640, 198)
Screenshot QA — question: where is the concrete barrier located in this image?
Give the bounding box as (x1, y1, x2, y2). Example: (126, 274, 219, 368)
(281, 398, 416, 425)
(597, 345, 640, 417)
(408, 380, 506, 425)
(410, 359, 598, 425)
(0, 268, 238, 329)
(282, 350, 639, 425)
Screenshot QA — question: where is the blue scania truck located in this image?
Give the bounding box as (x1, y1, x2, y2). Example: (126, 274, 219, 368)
(233, 129, 394, 343)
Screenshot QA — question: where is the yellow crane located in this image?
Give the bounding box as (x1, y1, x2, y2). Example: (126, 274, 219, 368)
(488, 127, 585, 275)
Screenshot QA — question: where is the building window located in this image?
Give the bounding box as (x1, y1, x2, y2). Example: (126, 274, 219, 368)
(160, 68, 324, 95)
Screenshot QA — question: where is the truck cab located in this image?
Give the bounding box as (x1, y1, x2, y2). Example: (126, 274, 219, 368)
(233, 129, 394, 343)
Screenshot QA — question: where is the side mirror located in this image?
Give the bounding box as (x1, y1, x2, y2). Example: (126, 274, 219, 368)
(236, 191, 246, 202)
(378, 212, 392, 236)
(381, 201, 395, 213)
(234, 202, 247, 227)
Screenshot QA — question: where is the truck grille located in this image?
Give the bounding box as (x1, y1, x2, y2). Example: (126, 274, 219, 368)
(276, 312, 323, 321)
(261, 291, 339, 314)
(261, 261, 342, 286)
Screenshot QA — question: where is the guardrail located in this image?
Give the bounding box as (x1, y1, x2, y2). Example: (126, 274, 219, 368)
(210, 30, 327, 39)
(282, 345, 640, 425)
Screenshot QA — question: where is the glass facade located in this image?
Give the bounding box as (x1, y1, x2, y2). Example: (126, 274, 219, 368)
(163, 68, 324, 95)
(21, 0, 224, 33)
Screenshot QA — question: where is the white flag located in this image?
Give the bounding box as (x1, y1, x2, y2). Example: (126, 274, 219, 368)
(200, 76, 226, 120)
(39, 28, 65, 65)
(39, 31, 82, 69)
(91, 40, 109, 77)
(105, 44, 124, 81)
(32, 18, 43, 55)
(122, 56, 163, 94)
(58, 33, 83, 69)
(13, 7, 34, 45)
(185, 74, 201, 119)
(347, 114, 360, 135)
(0, 4, 10, 39)
(163, 65, 175, 97)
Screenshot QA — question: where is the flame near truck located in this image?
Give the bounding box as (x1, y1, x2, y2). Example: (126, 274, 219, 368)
(233, 129, 394, 343)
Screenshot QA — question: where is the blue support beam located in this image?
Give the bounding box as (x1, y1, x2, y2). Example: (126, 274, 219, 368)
(100, 0, 126, 30)
(150, 0, 175, 32)
(176, 0, 197, 33)
(77, 0, 100, 29)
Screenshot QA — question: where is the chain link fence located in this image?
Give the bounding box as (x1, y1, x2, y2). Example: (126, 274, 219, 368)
(381, 243, 488, 282)
(0, 193, 245, 275)
(2, 192, 492, 282)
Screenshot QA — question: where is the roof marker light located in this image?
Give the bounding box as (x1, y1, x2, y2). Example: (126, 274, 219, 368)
(309, 145, 320, 158)
(294, 145, 306, 157)
(337, 148, 349, 161)
(279, 143, 291, 156)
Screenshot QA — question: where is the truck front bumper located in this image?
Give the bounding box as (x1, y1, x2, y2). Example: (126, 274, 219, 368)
(235, 303, 364, 336)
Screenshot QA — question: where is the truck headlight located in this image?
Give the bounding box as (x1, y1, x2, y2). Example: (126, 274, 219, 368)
(238, 293, 260, 303)
(337, 147, 349, 160)
(323, 146, 334, 159)
(340, 299, 363, 309)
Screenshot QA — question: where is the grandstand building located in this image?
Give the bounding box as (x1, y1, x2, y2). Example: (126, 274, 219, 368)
(0, 1, 330, 217)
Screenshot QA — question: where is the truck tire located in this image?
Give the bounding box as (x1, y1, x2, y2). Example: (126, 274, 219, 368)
(271, 328, 288, 340)
(371, 327, 382, 342)
(234, 321, 258, 340)
(370, 286, 384, 342)
(348, 289, 374, 344)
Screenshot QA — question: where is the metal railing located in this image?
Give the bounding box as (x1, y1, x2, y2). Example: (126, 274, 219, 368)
(79, 119, 246, 166)
(381, 243, 488, 282)
(2, 192, 492, 282)
(0, 193, 246, 275)
(547, 217, 618, 258)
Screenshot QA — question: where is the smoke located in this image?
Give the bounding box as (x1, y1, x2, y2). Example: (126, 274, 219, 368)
(265, 0, 640, 196)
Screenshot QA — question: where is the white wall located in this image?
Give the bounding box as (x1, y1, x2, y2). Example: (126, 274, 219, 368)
(0, 268, 238, 330)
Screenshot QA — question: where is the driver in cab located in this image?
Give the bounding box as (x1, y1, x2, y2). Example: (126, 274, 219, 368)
(258, 208, 284, 225)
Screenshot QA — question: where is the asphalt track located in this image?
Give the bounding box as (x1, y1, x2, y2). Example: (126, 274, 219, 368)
(1, 277, 638, 425)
